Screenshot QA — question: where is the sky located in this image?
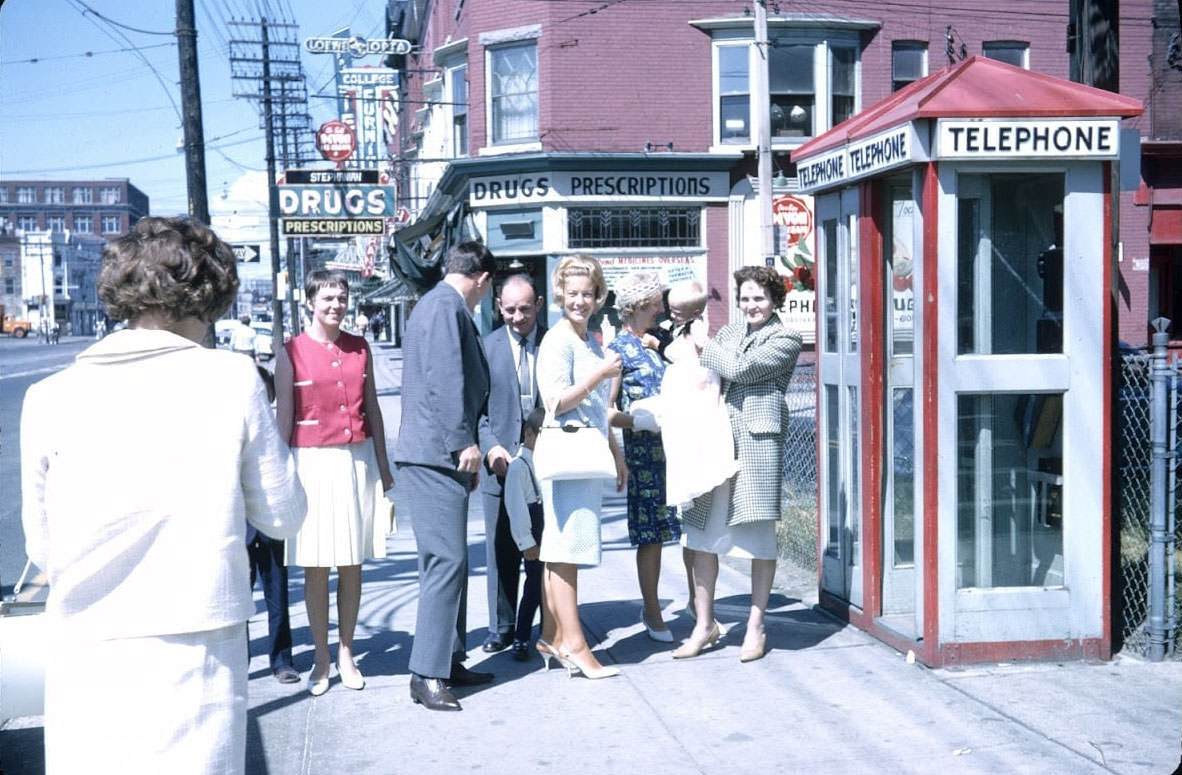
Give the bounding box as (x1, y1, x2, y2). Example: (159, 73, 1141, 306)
(0, 0, 390, 275)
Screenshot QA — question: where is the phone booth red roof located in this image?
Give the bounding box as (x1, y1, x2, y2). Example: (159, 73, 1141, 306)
(792, 55, 1144, 164)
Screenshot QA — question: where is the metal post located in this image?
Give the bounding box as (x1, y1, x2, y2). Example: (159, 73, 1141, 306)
(1149, 316, 1172, 660)
(753, 0, 774, 269)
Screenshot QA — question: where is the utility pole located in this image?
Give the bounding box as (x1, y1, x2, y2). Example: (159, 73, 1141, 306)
(229, 17, 315, 345)
(754, 0, 774, 268)
(176, 0, 209, 224)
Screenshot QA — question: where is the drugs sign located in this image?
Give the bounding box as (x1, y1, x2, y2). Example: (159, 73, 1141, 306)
(277, 185, 398, 218)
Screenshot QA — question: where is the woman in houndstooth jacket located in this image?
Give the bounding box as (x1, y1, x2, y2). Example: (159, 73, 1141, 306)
(674, 266, 802, 663)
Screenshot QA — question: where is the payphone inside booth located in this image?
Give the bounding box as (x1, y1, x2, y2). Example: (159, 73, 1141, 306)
(792, 57, 1142, 667)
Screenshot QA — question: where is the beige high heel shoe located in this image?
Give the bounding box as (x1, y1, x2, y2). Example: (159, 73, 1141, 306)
(671, 621, 722, 659)
(739, 630, 767, 663)
(559, 647, 620, 680)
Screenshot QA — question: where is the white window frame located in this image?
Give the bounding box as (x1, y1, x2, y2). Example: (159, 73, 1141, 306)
(983, 40, 1029, 69)
(73, 214, 93, 233)
(47, 215, 65, 233)
(16, 186, 35, 204)
(101, 215, 121, 234)
(44, 186, 65, 204)
(709, 29, 862, 152)
(99, 186, 121, 204)
(17, 215, 37, 231)
(73, 186, 93, 204)
(481, 25, 542, 155)
(892, 41, 929, 91)
(448, 62, 469, 157)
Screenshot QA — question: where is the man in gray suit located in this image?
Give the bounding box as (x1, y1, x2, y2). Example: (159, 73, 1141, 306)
(477, 274, 546, 654)
(394, 241, 496, 712)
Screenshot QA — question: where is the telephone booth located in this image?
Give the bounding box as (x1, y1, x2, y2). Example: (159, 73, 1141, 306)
(790, 57, 1142, 666)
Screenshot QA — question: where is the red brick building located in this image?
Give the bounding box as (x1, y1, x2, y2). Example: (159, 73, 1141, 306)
(387, 0, 1172, 344)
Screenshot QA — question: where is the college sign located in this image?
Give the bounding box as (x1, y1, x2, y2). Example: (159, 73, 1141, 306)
(936, 118, 1121, 159)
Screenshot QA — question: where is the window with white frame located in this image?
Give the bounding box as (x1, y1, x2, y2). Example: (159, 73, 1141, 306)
(100, 186, 121, 204)
(16, 186, 34, 204)
(73, 186, 93, 204)
(47, 215, 65, 233)
(17, 215, 37, 231)
(74, 214, 93, 233)
(101, 215, 121, 233)
(713, 32, 861, 147)
(488, 40, 538, 144)
(983, 40, 1028, 68)
(0, 188, 7, 204)
(450, 64, 469, 156)
(44, 186, 65, 204)
(892, 41, 928, 91)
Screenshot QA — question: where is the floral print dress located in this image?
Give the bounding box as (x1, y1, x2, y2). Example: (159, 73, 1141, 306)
(608, 330, 680, 546)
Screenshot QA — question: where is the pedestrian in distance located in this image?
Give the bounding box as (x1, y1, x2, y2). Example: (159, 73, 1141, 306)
(393, 241, 496, 711)
(674, 266, 802, 663)
(229, 313, 257, 361)
(20, 215, 306, 775)
(501, 406, 548, 659)
(274, 269, 395, 697)
(606, 270, 680, 643)
(534, 254, 628, 679)
(477, 273, 547, 655)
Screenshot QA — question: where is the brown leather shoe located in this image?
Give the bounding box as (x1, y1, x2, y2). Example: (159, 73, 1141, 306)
(410, 674, 461, 711)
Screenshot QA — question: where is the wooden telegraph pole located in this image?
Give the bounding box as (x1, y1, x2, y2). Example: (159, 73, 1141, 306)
(176, 0, 210, 224)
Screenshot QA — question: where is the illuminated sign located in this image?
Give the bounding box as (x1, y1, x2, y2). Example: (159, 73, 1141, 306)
(282, 218, 385, 236)
(305, 36, 412, 58)
(277, 185, 398, 218)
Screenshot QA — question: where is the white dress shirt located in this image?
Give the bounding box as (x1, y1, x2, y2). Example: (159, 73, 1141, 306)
(502, 446, 540, 551)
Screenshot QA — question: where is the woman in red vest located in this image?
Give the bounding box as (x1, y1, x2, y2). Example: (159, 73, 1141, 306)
(275, 269, 394, 696)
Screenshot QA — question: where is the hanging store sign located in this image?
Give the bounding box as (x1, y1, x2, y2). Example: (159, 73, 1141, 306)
(316, 120, 357, 163)
(282, 218, 386, 236)
(277, 185, 398, 218)
(336, 67, 399, 169)
(305, 36, 412, 59)
(935, 118, 1121, 159)
(284, 168, 381, 185)
(469, 170, 731, 206)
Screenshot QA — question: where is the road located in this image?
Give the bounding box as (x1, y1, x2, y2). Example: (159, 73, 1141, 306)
(0, 337, 91, 597)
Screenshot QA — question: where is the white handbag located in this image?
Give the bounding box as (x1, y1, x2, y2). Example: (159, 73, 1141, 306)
(533, 421, 616, 481)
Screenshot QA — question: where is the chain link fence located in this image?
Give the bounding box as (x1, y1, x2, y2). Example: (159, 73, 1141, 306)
(1117, 345, 1181, 658)
(780, 361, 819, 572)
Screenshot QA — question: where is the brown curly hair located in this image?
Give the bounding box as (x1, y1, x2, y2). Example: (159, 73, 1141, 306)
(98, 216, 238, 323)
(734, 265, 787, 310)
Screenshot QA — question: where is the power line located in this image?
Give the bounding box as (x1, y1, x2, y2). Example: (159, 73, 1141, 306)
(0, 42, 175, 65)
(2, 135, 263, 176)
(69, 0, 177, 35)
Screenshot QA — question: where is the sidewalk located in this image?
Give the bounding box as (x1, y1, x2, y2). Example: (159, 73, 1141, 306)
(2, 341, 1180, 774)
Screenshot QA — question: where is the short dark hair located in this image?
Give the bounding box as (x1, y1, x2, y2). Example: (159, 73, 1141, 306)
(522, 406, 546, 438)
(304, 268, 349, 302)
(98, 216, 238, 324)
(444, 241, 496, 276)
(733, 265, 787, 310)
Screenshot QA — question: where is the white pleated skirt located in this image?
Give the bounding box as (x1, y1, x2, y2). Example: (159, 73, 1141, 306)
(286, 441, 388, 567)
(44, 623, 246, 775)
(680, 480, 779, 561)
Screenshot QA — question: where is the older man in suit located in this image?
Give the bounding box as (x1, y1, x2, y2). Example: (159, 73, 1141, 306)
(477, 274, 546, 655)
(394, 241, 496, 712)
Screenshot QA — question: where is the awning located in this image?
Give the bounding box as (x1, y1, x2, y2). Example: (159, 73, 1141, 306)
(356, 271, 418, 304)
(392, 200, 478, 293)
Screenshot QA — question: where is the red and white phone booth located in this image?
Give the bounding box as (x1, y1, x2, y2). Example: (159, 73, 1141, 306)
(791, 57, 1142, 666)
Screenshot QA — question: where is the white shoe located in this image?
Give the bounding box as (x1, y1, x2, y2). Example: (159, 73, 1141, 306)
(644, 617, 674, 643)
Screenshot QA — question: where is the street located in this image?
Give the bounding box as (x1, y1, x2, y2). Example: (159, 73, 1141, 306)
(0, 337, 91, 597)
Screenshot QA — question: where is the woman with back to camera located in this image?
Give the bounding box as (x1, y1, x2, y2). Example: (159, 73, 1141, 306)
(20, 216, 306, 774)
(274, 268, 394, 696)
(606, 270, 680, 643)
(674, 265, 801, 663)
(534, 254, 627, 678)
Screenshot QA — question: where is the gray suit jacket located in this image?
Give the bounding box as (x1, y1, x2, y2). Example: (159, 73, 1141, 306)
(477, 322, 546, 496)
(393, 282, 489, 469)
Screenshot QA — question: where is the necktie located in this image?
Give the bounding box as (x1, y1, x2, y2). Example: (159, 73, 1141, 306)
(517, 333, 534, 420)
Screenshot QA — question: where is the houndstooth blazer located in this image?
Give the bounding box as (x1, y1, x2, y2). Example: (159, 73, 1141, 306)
(682, 316, 802, 529)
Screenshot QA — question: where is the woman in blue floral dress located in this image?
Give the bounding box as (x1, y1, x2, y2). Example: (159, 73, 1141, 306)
(608, 271, 681, 643)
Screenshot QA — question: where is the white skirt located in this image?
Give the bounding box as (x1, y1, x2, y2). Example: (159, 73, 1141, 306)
(44, 623, 246, 775)
(681, 479, 779, 561)
(286, 441, 389, 567)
